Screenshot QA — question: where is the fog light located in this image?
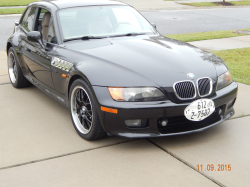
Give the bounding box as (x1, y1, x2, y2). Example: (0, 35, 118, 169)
(125, 119, 141, 127)
(125, 119, 148, 128)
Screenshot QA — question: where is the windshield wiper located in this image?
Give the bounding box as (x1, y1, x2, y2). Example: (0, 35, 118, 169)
(109, 32, 146, 38)
(63, 33, 146, 42)
(81, 35, 107, 40)
(64, 36, 107, 42)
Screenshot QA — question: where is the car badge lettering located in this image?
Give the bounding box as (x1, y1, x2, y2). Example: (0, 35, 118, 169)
(187, 73, 195, 80)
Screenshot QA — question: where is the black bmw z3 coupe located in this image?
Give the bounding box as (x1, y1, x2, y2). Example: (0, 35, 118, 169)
(6, 0, 238, 140)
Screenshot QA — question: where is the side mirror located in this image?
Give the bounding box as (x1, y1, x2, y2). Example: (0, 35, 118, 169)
(27, 31, 45, 48)
(151, 23, 157, 29)
(15, 20, 19, 26)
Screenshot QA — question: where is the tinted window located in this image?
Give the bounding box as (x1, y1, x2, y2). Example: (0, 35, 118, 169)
(21, 7, 37, 32)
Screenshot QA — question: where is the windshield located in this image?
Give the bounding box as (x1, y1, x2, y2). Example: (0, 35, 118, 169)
(58, 5, 157, 40)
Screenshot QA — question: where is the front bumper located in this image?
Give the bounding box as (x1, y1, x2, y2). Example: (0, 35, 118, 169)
(93, 82, 238, 138)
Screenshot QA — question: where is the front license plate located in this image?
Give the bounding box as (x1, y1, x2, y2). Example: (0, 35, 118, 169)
(184, 99, 215, 121)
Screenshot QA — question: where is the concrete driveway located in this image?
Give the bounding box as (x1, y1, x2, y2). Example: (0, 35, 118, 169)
(0, 50, 250, 186)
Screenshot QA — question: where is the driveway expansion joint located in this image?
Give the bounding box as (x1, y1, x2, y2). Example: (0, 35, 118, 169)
(230, 38, 250, 43)
(0, 82, 11, 86)
(0, 139, 137, 171)
(146, 138, 225, 187)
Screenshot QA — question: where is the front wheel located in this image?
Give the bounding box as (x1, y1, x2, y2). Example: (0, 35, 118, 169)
(69, 79, 106, 140)
(7, 47, 31, 88)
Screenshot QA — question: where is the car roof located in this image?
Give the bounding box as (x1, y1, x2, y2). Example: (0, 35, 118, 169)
(39, 0, 127, 9)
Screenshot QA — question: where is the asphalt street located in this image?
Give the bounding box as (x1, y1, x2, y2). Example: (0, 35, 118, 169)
(0, 15, 19, 51)
(1, 7, 250, 50)
(143, 7, 250, 35)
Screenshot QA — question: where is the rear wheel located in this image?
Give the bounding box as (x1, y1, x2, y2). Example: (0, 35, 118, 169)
(69, 78, 106, 140)
(8, 47, 31, 88)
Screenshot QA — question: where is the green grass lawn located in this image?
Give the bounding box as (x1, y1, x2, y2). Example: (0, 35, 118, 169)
(0, 0, 37, 6)
(165, 29, 250, 42)
(180, 0, 250, 7)
(0, 8, 26, 15)
(213, 48, 250, 85)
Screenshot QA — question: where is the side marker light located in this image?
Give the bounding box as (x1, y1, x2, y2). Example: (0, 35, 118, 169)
(101, 106, 118, 114)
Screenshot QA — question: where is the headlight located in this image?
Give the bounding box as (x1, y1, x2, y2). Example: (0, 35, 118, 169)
(216, 71, 233, 90)
(108, 87, 167, 102)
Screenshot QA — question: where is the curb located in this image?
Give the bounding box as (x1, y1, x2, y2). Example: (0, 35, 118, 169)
(0, 14, 22, 17)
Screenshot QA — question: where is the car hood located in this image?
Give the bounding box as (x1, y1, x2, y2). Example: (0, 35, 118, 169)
(64, 35, 227, 87)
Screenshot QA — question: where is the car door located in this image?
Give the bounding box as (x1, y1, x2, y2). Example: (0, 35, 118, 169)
(20, 6, 55, 89)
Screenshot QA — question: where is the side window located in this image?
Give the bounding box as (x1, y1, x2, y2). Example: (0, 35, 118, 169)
(47, 21, 58, 44)
(21, 7, 37, 32)
(36, 8, 49, 31)
(36, 8, 57, 44)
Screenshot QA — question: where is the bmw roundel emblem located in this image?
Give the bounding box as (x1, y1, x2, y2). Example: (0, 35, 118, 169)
(187, 73, 195, 79)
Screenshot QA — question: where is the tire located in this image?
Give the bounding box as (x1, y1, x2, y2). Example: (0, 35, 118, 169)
(7, 47, 31, 88)
(69, 78, 106, 140)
